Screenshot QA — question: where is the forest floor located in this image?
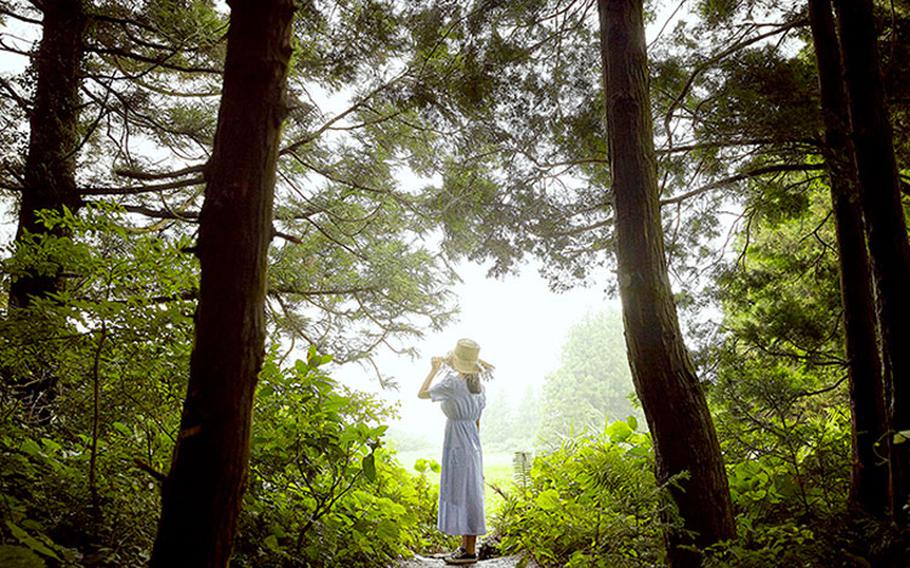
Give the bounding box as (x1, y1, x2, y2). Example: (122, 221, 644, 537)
(398, 553, 538, 567)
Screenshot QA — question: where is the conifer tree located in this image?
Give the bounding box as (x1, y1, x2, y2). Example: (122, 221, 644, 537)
(597, 0, 736, 564)
(833, 0, 910, 519)
(808, 0, 891, 519)
(150, 0, 296, 564)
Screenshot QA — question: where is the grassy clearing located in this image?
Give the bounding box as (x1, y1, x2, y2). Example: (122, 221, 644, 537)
(483, 451, 515, 520)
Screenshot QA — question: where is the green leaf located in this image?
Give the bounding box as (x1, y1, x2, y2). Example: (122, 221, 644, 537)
(20, 439, 41, 457)
(535, 489, 561, 511)
(626, 415, 638, 431)
(39, 438, 61, 454)
(5, 523, 60, 561)
(263, 534, 280, 552)
(112, 422, 131, 437)
(0, 545, 46, 568)
(362, 453, 377, 482)
(376, 519, 399, 541)
(605, 420, 632, 443)
(626, 445, 650, 459)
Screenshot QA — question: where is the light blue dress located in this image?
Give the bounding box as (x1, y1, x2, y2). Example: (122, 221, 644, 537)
(429, 368, 487, 535)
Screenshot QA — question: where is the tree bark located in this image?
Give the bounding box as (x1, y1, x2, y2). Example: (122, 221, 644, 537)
(150, 1, 295, 566)
(596, 1, 736, 565)
(832, 0, 910, 520)
(808, 0, 892, 520)
(9, 0, 86, 309)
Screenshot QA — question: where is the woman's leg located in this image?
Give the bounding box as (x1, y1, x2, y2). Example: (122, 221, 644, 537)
(462, 535, 476, 555)
(446, 536, 478, 564)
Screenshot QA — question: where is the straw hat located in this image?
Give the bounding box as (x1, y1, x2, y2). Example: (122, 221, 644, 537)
(448, 338, 482, 374)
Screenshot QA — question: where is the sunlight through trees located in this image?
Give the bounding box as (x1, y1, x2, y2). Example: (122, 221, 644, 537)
(0, 0, 908, 566)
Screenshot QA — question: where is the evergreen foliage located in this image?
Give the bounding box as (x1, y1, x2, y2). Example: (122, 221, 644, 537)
(537, 311, 639, 450)
(481, 385, 542, 453)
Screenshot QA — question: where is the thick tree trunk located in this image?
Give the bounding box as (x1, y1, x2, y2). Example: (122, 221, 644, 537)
(149, 1, 295, 566)
(808, 0, 892, 519)
(9, 0, 85, 309)
(596, 1, 736, 565)
(4, 0, 86, 422)
(833, 0, 910, 520)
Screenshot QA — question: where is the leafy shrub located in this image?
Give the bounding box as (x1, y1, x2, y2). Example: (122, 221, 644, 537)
(0, 417, 86, 566)
(703, 518, 837, 568)
(494, 418, 665, 567)
(1, 204, 194, 566)
(711, 364, 852, 522)
(233, 347, 447, 567)
(707, 185, 853, 523)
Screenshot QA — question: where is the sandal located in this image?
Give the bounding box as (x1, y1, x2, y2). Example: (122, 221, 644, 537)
(443, 546, 478, 565)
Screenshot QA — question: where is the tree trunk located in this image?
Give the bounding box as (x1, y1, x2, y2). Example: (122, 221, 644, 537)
(150, 1, 295, 565)
(9, 0, 85, 309)
(833, 0, 910, 520)
(596, 1, 736, 565)
(808, 0, 893, 520)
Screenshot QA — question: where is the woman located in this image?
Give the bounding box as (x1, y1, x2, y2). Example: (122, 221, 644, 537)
(418, 338, 491, 565)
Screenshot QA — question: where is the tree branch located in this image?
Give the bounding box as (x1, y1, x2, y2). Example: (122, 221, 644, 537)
(86, 44, 222, 75)
(80, 176, 205, 195)
(0, 5, 41, 25)
(268, 285, 379, 297)
(114, 164, 206, 181)
(663, 18, 808, 142)
(659, 163, 825, 206)
(655, 137, 819, 155)
(134, 458, 167, 484)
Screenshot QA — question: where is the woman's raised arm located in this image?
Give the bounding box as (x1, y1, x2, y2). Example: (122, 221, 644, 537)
(417, 356, 444, 399)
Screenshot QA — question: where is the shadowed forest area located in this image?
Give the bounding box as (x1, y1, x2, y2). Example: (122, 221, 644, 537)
(0, 0, 908, 566)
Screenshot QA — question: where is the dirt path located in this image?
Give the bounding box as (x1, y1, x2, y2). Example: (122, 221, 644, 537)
(398, 553, 538, 568)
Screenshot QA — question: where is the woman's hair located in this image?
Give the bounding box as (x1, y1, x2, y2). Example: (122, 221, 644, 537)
(443, 354, 490, 394)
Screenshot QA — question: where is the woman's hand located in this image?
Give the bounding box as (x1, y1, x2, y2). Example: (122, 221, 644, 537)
(419, 357, 445, 399)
